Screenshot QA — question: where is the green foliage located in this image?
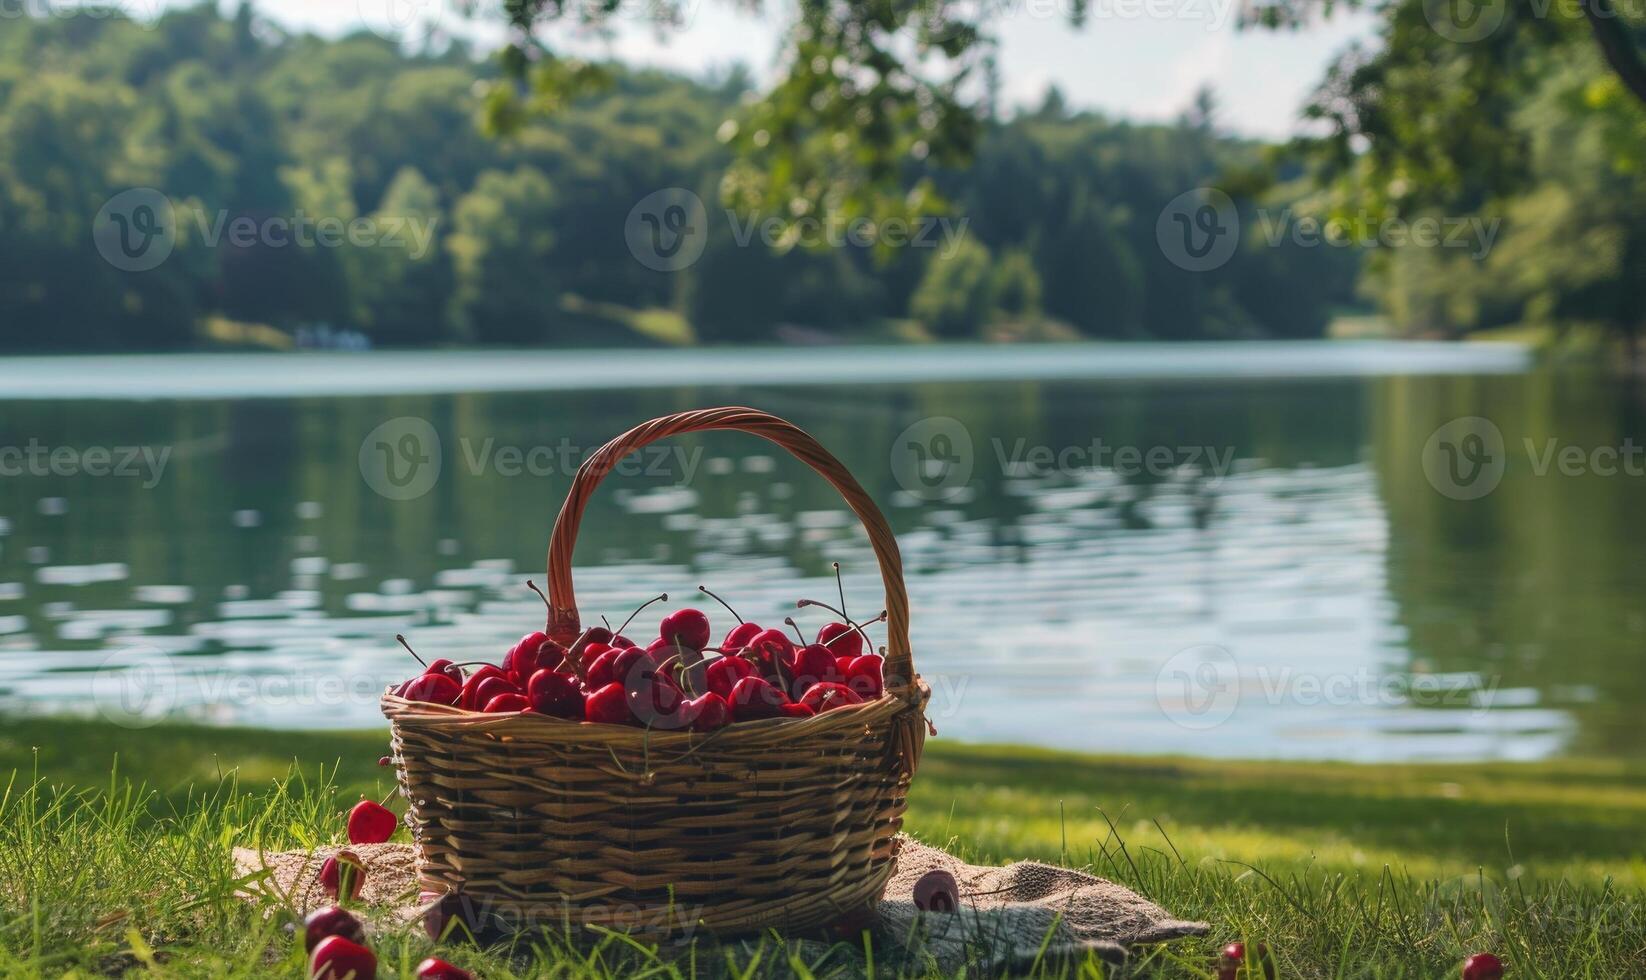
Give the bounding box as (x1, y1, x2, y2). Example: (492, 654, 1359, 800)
(910, 234, 994, 337)
(0, 5, 1356, 351)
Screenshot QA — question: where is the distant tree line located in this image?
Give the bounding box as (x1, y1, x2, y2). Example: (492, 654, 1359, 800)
(0, 4, 1360, 352)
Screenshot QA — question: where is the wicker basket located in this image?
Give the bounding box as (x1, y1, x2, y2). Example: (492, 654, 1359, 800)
(383, 407, 930, 938)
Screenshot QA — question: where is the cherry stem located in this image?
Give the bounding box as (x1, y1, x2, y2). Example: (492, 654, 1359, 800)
(795, 600, 885, 653)
(697, 585, 744, 625)
(600, 614, 612, 631)
(783, 617, 806, 644)
(395, 634, 426, 667)
(833, 562, 849, 622)
(525, 579, 555, 628)
(614, 593, 668, 638)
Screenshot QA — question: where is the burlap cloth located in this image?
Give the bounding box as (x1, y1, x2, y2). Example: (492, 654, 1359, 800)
(233, 837, 1205, 971)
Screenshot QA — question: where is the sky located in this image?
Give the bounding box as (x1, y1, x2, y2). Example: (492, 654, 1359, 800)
(200, 0, 1376, 139)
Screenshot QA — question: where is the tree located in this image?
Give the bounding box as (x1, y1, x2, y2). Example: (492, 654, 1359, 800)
(910, 236, 995, 338)
(446, 167, 559, 344)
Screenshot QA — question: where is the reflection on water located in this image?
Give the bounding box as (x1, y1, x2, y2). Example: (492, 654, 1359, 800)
(0, 344, 1640, 761)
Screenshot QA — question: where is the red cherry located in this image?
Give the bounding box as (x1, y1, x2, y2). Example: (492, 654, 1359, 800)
(472, 675, 520, 708)
(659, 607, 711, 650)
(583, 649, 619, 689)
(1463, 953, 1505, 980)
(319, 850, 365, 901)
(816, 622, 863, 659)
(912, 869, 958, 912)
(610, 634, 637, 649)
(457, 665, 507, 710)
(843, 654, 884, 699)
(584, 682, 630, 724)
(799, 681, 863, 713)
(309, 935, 376, 980)
(723, 621, 762, 652)
(728, 675, 788, 721)
(401, 673, 461, 706)
(706, 655, 755, 698)
(625, 668, 686, 728)
(1219, 941, 1275, 979)
(685, 692, 730, 731)
(778, 702, 815, 718)
(482, 692, 531, 713)
(416, 958, 473, 980)
(502, 630, 547, 678)
(526, 670, 583, 719)
(606, 647, 654, 689)
(303, 905, 365, 952)
(787, 644, 840, 697)
(424, 659, 463, 684)
(746, 629, 794, 674)
(346, 800, 396, 844)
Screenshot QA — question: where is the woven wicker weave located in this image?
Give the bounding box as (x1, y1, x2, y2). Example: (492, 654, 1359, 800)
(383, 407, 929, 938)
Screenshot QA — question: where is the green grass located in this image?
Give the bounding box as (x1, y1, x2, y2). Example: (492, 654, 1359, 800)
(0, 717, 1641, 977)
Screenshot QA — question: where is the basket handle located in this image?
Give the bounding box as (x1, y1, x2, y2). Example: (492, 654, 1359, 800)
(546, 407, 916, 701)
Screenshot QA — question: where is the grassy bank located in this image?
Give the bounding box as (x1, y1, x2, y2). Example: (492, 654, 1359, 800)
(0, 718, 1641, 977)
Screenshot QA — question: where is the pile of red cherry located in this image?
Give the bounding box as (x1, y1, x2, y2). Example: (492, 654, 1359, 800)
(388, 577, 888, 731)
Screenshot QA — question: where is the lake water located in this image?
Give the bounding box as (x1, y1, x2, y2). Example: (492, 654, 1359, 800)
(1, 341, 1641, 762)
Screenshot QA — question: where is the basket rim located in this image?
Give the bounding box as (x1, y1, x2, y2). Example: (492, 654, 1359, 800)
(380, 685, 920, 745)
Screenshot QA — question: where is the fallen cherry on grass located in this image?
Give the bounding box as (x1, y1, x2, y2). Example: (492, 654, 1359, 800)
(912, 869, 958, 912)
(1218, 941, 1275, 980)
(309, 934, 376, 980)
(1462, 953, 1505, 980)
(319, 850, 366, 901)
(346, 800, 396, 845)
(302, 906, 365, 952)
(415, 958, 474, 980)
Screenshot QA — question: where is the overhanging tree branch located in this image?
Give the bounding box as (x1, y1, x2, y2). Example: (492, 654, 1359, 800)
(1579, 0, 1646, 106)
